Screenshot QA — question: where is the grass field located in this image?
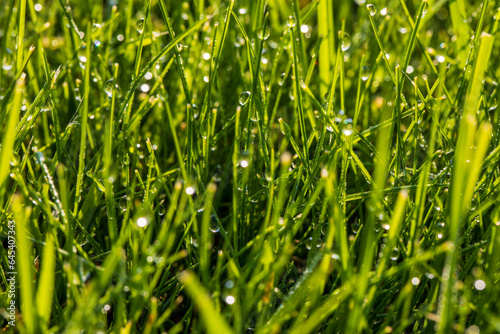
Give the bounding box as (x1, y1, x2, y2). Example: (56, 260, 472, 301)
(1, 0, 500, 332)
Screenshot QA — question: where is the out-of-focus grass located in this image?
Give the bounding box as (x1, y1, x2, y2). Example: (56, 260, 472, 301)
(1, 0, 500, 333)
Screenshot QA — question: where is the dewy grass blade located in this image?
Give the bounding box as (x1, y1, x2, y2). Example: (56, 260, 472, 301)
(16, 0, 26, 72)
(0, 75, 24, 202)
(290, 24, 309, 166)
(122, 0, 151, 128)
(73, 25, 92, 214)
(35, 231, 56, 330)
(13, 196, 36, 333)
(118, 17, 208, 129)
(317, 0, 334, 98)
(179, 271, 234, 334)
(439, 32, 494, 334)
(5, 1, 500, 333)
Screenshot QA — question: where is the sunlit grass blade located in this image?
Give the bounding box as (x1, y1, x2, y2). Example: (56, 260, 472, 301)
(179, 271, 234, 334)
(35, 231, 56, 330)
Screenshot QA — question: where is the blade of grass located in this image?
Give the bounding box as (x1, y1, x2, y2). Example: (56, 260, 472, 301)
(179, 271, 234, 334)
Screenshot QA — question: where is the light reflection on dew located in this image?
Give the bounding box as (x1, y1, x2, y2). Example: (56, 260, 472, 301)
(137, 217, 148, 227)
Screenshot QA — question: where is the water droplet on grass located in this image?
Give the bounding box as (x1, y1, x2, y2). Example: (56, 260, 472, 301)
(309, 47, 317, 59)
(123, 154, 130, 165)
(352, 222, 360, 233)
(340, 32, 351, 51)
(42, 99, 54, 112)
(287, 16, 297, 28)
(157, 204, 165, 216)
(390, 248, 399, 261)
(136, 18, 145, 33)
(361, 65, 370, 81)
(422, 1, 429, 17)
(209, 215, 219, 232)
(119, 196, 129, 211)
(366, 4, 377, 16)
(342, 118, 353, 136)
(436, 222, 446, 239)
(239, 91, 251, 105)
(191, 104, 199, 119)
(305, 237, 313, 250)
(105, 79, 114, 98)
(257, 26, 270, 40)
(278, 73, 286, 86)
(78, 44, 87, 63)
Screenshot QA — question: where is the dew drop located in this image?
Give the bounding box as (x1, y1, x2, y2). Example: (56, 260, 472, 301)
(340, 32, 351, 51)
(352, 222, 360, 234)
(257, 26, 270, 40)
(305, 237, 313, 250)
(436, 222, 446, 239)
(310, 47, 317, 58)
(119, 196, 129, 211)
(136, 18, 145, 33)
(105, 79, 114, 98)
(157, 204, 165, 216)
(342, 121, 353, 136)
(287, 16, 297, 28)
(361, 65, 370, 81)
(422, 1, 429, 17)
(41, 99, 54, 112)
(78, 44, 87, 63)
(366, 4, 377, 16)
(278, 73, 286, 86)
(239, 91, 251, 106)
(123, 154, 130, 165)
(390, 248, 399, 261)
(209, 215, 219, 233)
(187, 104, 197, 119)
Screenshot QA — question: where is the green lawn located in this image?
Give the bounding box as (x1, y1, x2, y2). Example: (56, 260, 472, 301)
(1, 0, 500, 332)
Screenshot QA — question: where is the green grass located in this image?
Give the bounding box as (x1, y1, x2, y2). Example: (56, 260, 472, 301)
(1, 0, 500, 332)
